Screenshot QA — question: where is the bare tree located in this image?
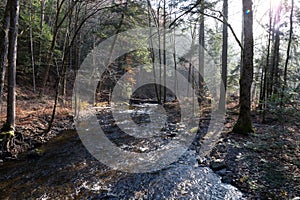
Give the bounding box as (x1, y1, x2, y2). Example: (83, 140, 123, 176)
(40, 0, 78, 96)
(45, 1, 115, 132)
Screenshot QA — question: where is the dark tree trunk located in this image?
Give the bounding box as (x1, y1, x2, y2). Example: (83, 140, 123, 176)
(233, 0, 254, 134)
(37, 0, 45, 85)
(0, 1, 11, 113)
(40, 14, 59, 95)
(259, 5, 272, 111)
(271, 29, 281, 95)
(147, 1, 160, 103)
(261, 31, 271, 122)
(281, 0, 294, 106)
(240, 6, 244, 76)
(29, 0, 36, 92)
(163, 0, 167, 103)
(40, 0, 45, 33)
(74, 32, 81, 71)
(218, 0, 228, 112)
(6, 0, 20, 131)
(198, 1, 205, 92)
(268, 5, 281, 97)
(157, 3, 162, 104)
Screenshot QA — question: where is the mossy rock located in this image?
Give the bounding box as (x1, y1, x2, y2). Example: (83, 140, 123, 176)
(0, 130, 15, 137)
(189, 127, 198, 134)
(0, 129, 15, 142)
(27, 148, 46, 158)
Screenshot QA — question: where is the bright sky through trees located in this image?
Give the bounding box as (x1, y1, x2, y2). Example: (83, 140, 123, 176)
(225, 0, 297, 61)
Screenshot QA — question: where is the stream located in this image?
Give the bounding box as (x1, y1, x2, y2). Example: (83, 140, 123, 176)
(0, 104, 244, 199)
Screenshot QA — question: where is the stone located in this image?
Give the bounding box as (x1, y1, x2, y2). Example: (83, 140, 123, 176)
(210, 159, 227, 171)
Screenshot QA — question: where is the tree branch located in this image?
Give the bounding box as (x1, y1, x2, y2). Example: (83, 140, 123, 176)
(169, 4, 243, 51)
(203, 11, 243, 51)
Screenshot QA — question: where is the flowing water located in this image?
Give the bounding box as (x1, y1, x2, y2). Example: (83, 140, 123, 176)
(0, 104, 244, 199)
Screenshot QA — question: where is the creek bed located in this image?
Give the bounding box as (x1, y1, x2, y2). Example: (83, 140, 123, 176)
(0, 104, 244, 199)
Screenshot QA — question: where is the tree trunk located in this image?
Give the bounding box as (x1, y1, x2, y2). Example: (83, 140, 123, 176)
(281, 0, 294, 106)
(163, 0, 167, 103)
(62, 0, 73, 105)
(29, 0, 36, 92)
(74, 32, 81, 71)
(40, 0, 46, 32)
(37, 0, 45, 84)
(218, 0, 228, 112)
(60, 23, 69, 105)
(0, 1, 11, 115)
(40, 0, 76, 95)
(268, 4, 281, 97)
(198, 1, 205, 92)
(233, 0, 254, 134)
(188, 23, 197, 96)
(157, 3, 162, 104)
(147, 2, 160, 103)
(173, 24, 177, 96)
(260, 3, 273, 122)
(45, 1, 115, 132)
(271, 29, 281, 95)
(6, 0, 20, 131)
(259, 6, 272, 110)
(40, 18, 59, 95)
(251, 69, 259, 107)
(240, 5, 244, 76)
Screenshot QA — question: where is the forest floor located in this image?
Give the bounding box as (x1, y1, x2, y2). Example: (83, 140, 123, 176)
(0, 86, 74, 160)
(0, 87, 299, 199)
(207, 100, 300, 199)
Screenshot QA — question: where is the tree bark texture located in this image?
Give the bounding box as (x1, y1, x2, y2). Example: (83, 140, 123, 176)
(233, 0, 254, 134)
(218, 0, 228, 112)
(0, 1, 11, 111)
(7, 0, 20, 130)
